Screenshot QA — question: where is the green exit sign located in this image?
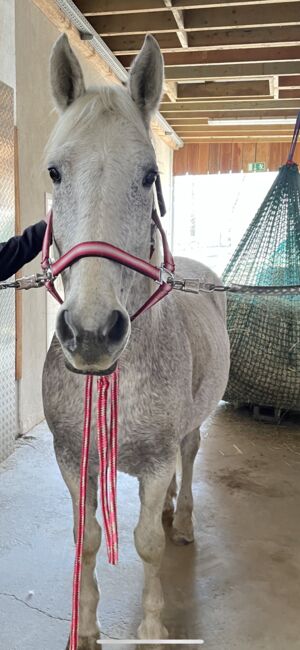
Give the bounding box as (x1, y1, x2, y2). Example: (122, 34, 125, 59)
(248, 162, 266, 172)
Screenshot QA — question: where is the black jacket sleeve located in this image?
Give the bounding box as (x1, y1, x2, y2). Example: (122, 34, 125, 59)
(0, 220, 47, 281)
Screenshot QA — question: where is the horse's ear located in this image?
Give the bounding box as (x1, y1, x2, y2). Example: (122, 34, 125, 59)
(129, 34, 163, 122)
(50, 34, 86, 112)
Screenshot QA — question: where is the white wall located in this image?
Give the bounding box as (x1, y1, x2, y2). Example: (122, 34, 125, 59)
(15, 0, 174, 433)
(15, 0, 113, 432)
(0, 0, 15, 91)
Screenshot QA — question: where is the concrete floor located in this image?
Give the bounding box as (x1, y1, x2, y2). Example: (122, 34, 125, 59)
(0, 403, 300, 650)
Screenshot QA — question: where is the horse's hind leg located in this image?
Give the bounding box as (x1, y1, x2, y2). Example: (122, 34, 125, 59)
(134, 461, 176, 639)
(171, 427, 200, 545)
(60, 466, 101, 650)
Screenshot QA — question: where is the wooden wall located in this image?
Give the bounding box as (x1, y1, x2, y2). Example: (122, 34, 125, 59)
(173, 142, 300, 175)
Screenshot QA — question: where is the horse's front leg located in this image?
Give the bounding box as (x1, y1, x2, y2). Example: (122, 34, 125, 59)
(134, 460, 176, 639)
(62, 470, 102, 650)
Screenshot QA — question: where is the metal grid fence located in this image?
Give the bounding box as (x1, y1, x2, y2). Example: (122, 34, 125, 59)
(0, 81, 17, 463)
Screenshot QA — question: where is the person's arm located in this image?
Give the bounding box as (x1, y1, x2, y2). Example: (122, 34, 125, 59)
(0, 220, 46, 281)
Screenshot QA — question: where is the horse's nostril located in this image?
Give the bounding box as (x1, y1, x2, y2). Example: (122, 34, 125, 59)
(58, 309, 77, 352)
(106, 310, 127, 345)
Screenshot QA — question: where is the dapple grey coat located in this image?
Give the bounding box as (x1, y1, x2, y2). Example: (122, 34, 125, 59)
(43, 33, 230, 650)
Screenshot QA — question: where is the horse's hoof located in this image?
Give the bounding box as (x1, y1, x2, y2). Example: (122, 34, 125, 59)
(169, 525, 194, 546)
(137, 619, 168, 640)
(66, 634, 101, 649)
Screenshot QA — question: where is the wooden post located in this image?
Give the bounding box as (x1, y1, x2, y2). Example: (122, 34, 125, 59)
(14, 127, 22, 381)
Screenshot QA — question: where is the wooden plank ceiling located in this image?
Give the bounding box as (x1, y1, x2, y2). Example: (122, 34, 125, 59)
(73, 0, 300, 145)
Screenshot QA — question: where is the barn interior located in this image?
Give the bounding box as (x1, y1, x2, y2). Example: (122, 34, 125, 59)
(0, 2, 300, 650)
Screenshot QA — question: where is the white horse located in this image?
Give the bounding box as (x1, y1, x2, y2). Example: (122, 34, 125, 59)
(42, 33, 230, 649)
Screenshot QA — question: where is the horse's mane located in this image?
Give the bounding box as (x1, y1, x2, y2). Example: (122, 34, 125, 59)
(45, 85, 149, 162)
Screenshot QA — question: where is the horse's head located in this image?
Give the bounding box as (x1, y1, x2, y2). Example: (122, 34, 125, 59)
(46, 33, 164, 374)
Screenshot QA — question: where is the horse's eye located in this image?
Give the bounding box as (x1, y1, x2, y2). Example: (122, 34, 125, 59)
(48, 167, 61, 184)
(142, 170, 158, 188)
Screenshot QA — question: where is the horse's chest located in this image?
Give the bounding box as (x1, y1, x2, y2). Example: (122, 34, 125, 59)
(109, 371, 178, 475)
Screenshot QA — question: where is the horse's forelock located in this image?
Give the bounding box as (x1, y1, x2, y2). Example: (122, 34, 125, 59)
(45, 85, 149, 165)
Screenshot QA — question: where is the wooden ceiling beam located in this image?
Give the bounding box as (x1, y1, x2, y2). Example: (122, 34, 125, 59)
(164, 109, 298, 118)
(163, 96, 283, 105)
(108, 26, 300, 54)
(178, 80, 271, 98)
(174, 124, 293, 132)
(119, 45, 300, 67)
(165, 80, 178, 101)
(76, 1, 300, 15)
(176, 133, 293, 139)
(172, 124, 294, 131)
(177, 132, 292, 138)
(70, 0, 300, 143)
(279, 74, 300, 86)
(88, 3, 300, 36)
(279, 88, 300, 97)
(168, 120, 294, 126)
(163, 0, 189, 48)
(271, 75, 279, 99)
(184, 3, 300, 30)
(161, 99, 300, 111)
(169, 119, 210, 124)
(89, 12, 177, 35)
(165, 61, 300, 80)
(180, 135, 292, 139)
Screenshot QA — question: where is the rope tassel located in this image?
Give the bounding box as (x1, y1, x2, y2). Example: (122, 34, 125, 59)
(97, 372, 119, 565)
(70, 370, 119, 650)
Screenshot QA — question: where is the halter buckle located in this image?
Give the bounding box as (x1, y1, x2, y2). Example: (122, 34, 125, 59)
(159, 265, 175, 285)
(15, 273, 46, 290)
(167, 277, 202, 293)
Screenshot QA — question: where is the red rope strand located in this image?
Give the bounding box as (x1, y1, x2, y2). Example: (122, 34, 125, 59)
(70, 370, 119, 649)
(97, 373, 119, 564)
(70, 375, 93, 650)
(96, 376, 111, 555)
(107, 369, 119, 564)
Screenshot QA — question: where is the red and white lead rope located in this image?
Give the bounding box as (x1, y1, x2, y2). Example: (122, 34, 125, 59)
(69, 370, 119, 650)
(97, 373, 119, 564)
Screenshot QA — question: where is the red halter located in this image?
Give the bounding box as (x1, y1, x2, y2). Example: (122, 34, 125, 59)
(41, 196, 175, 320)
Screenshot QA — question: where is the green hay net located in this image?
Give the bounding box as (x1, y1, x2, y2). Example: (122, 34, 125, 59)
(222, 158, 300, 412)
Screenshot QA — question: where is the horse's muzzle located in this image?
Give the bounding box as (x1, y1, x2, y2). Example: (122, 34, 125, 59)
(57, 307, 129, 372)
